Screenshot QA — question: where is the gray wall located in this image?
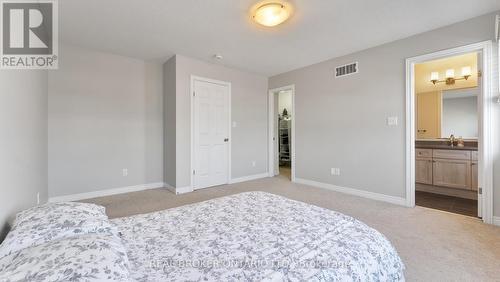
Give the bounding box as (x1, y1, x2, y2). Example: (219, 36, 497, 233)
(442, 96, 478, 138)
(172, 55, 269, 187)
(48, 44, 163, 198)
(269, 12, 500, 215)
(163, 56, 177, 187)
(0, 70, 48, 239)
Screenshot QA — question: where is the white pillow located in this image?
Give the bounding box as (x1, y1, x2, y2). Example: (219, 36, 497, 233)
(14, 202, 106, 226)
(0, 202, 115, 259)
(0, 234, 131, 282)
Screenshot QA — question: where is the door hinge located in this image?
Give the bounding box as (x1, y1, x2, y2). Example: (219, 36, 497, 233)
(193, 91, 195, 97)
(478, 187, 482, 195)
(193, 170, 196, 175)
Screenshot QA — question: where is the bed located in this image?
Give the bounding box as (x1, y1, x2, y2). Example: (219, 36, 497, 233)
(0, 192, 404, 281)
(112, 192, 405, 281)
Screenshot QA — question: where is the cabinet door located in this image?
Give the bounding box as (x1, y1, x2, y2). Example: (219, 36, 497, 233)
(471, 162, 478, 191)
(416, 158, 433, 185)
(433, 159, 471, 190)
(416, 91, 442, 139)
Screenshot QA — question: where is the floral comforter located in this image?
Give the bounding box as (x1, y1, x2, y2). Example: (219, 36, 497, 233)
(112, 192, 405, 281)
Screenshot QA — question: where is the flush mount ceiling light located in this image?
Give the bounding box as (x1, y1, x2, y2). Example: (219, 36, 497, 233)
(252, 2, 292, 27)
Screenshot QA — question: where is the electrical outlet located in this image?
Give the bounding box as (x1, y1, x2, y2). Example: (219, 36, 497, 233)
(122, 169, 128, 177)
(37, 192, 40, 205)
(252, 161, 256, 167)
(330, 168, 340, 176)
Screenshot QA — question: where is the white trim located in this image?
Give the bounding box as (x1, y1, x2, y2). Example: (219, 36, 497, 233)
(190, 75, 232, 191)
(48, 182, 165, 202)
(295, 178, 406, 206)
(164, 183, 194, 195)
(175, 186, 194, 194)
(495, 15, 499, 42)
(268, 85, 296, 182)
(230, 173, 269, 184)
(164, 183, 176, 194)
(405, 41, 494, 224)
(493, 216, 500, 227)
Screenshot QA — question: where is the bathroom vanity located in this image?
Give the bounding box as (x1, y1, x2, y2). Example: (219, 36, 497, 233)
(416, 142, 478, 191)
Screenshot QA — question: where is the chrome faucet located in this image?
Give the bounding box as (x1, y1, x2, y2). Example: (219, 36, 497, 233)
(449, 134, 455, 147)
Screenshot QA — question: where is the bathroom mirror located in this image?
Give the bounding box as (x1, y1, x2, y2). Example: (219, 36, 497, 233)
(441, 88, 478, 139)
(416, 87, 478, 140)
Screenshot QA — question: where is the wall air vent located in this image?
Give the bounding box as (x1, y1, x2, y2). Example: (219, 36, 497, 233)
(335, 62, 358, 78)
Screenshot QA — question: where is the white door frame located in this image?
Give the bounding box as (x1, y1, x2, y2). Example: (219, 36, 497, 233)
(190, 75, 232, 190)
(405, 41, 494, 224)
(268, 85, 296, 182)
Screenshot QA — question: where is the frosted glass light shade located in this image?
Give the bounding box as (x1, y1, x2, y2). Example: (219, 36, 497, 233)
(461, 66, 472, 76)
(430, 72, 439, 81)
(253, 3, 291, 27)
(445, 69, 455, 78)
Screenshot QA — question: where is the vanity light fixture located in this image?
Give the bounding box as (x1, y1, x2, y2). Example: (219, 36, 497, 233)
(252, 2, 291, 27)
(430, 66, 472, 85)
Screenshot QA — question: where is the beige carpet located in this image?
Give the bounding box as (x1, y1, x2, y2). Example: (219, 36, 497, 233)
(83, 174, 500, 281)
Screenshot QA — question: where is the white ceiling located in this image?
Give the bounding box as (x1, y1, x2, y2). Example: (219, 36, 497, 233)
(59, 0, 500, 76)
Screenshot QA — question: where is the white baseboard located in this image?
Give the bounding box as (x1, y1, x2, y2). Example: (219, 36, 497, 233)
(175, 186, 193, 194)
(162, 173, 268, 196)
(230, 173, 269, 184)
(294, 178, 407, 206)
(48, 182, 165, 202)
(163, 182, 193, 195)
(493, 216, 500, 227)
(164, 183, 176, 194)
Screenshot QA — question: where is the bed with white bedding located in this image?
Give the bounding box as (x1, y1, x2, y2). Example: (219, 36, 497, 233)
(112, 192, 405, 281)
(0, 192, 404, 281)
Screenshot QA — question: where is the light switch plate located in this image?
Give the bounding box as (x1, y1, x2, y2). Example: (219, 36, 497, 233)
(387, 116, 398, 126)
(232, 121, 237, 128)
(330, 168, 340, 176)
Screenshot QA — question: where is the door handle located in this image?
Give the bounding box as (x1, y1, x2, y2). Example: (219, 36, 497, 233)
(224, 138, 229, 142)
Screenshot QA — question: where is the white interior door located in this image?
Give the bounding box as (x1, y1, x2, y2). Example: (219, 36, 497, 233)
(193, 79, 230, 190)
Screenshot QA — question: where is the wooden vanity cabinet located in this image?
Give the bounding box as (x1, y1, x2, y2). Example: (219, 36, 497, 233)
(432, 158, 471, 189)
(471, 162, 478, 191)
(416, 158, 433, 185)
(415, 149, 433, 185)
(416, 148, 477, 191)
(471, 151, 478, 191)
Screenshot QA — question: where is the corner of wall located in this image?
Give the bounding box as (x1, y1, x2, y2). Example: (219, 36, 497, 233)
(163, 55, 177, 187)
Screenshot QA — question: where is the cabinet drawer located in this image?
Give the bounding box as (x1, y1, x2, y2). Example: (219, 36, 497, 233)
(433, 149, 471, 160)
(416, 149, 432, 158)
(471, 151, 478, 161)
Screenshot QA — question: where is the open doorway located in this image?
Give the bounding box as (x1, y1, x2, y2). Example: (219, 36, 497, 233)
(268, 85, 295, 182)
(405, 41, 494, 224)
(414, 52, 480, 217)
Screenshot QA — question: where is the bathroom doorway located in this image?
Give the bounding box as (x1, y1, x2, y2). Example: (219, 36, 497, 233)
(414, 52, 480, 217)
(405, 41, 494, 223)
(268, 85, 295, 181)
